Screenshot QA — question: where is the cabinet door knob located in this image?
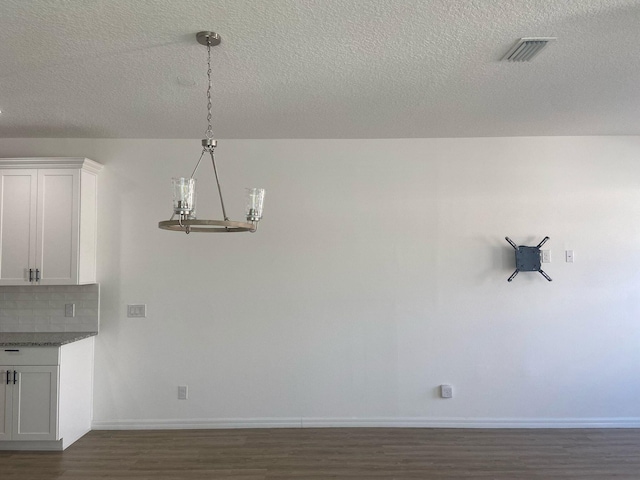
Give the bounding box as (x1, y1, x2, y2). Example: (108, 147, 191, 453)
(35, 269, 40, 282)
(29, 268, 34, 282)
(13, 370, 17, 384)
(5, 370, 9, 385)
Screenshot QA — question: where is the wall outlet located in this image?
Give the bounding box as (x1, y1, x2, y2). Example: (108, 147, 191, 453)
(178, 385, 188, 400)
(440, 384, 453, 399)
(127, 304, 147, 318)
(65, 303, 75, 317)
(540, 250, 551, 263)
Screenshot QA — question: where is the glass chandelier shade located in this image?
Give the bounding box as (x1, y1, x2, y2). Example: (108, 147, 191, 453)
(172, 178, 196, 219)
(245, 188, 265, 222)
(158, 31, 265, 234)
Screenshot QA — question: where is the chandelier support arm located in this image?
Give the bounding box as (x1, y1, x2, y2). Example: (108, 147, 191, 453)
(190, 150, 207, 179)
(209, 150, 229, 221)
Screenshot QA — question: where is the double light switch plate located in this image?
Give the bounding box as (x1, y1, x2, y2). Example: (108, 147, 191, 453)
(127, 304, 147, 318)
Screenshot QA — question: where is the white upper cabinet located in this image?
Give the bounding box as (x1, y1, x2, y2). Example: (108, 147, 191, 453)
(0, 158, 102, 285)
(0, 170, 37, 285)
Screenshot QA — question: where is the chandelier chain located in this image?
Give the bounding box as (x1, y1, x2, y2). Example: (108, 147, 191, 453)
(205, 38, 214, 140)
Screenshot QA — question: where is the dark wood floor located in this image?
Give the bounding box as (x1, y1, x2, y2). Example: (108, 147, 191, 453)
(2, 428, 640, 479)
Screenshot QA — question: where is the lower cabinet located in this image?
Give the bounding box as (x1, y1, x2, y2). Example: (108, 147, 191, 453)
(0, 365, 58, 442)
(0, 337, 94, 450)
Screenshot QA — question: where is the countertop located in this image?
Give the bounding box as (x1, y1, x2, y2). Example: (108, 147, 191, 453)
(0, 332, 97, 347)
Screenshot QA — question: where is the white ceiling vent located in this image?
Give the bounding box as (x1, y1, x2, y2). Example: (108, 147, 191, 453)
(501, 37, 556, 62)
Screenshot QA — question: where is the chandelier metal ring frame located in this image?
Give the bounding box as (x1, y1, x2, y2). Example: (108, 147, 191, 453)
(158, 31, 265, 234)
(158, 219, 254, 233)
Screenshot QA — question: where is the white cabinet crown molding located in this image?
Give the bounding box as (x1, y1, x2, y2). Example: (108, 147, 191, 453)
(0, 158, 103, 174)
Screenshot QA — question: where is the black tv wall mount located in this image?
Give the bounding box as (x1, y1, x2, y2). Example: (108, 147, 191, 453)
(505, 236, 552, 282)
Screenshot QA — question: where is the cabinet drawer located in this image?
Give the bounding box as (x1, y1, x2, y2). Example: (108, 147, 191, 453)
(0, 347, 59, 366)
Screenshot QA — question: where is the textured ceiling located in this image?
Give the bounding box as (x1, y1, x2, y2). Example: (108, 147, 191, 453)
(0, 0, 639, 139)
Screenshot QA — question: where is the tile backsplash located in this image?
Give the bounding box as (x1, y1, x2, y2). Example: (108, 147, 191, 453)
(0, 284, 99, 332)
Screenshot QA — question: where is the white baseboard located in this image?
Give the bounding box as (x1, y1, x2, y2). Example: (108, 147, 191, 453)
(92, 416, 640, 430)
(92, 418, 303, 430)
(0, 440, 63, 451)
(302, 417, 640, 428)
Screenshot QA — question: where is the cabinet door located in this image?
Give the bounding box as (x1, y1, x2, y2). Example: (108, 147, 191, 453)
(36, 170, 79, 285)
(0, 366, 12, 441)
(0, 170, 38, 285)
(12, 366, 59, 441)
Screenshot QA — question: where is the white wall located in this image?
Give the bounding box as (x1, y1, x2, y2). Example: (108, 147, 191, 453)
(1, 136, 640, 428)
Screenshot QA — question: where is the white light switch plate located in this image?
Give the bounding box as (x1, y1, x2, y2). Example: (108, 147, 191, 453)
(565, 250, 574, 263)
(65, 304, 75, 317)
(127, 304, 147, 318)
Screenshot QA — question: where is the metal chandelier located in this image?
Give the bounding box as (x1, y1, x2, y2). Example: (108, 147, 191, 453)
(158, 31, 265, 234)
